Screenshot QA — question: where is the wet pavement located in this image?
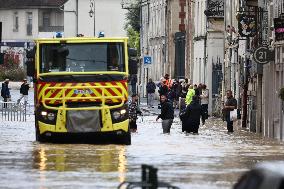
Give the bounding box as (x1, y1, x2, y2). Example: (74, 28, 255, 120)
(1, 93, 284, 189)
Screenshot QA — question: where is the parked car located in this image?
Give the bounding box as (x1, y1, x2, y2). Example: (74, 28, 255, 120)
(234, 161, 284, 189)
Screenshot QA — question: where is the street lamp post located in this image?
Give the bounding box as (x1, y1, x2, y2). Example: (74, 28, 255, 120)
(89, 0, 95, 36)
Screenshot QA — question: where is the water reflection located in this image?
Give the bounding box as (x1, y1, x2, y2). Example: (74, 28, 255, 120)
(3, 116, 284, 189)
(32, 144, 127, 182)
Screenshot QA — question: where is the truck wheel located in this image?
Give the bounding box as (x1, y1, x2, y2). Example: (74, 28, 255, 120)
(35, 125, 42, 142)
(124, 131, 131, 145)
(35, 116, 43, 142)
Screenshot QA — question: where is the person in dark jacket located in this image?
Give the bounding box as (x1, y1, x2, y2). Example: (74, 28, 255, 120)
(181, 78, 189, 98)
(193, 84, 199, 96)
(17, 79, 30, 104)
(169, 79, 179, 109)
(158, 80, 169, 108)
(146, 78, 156, 108)
(223, 90, 237, 133)
(1, 79, 11, 108)
(180, 95, 202, 134)
(156, 95, 174, 134)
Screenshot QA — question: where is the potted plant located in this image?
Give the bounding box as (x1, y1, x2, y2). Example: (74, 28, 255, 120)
(279, 87, 284, 101)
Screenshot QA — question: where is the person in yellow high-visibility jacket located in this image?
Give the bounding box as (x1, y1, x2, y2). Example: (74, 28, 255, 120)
(185, 85, 195, 105)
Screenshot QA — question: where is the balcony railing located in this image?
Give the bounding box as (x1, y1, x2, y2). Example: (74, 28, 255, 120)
(204, 0, 224, 18)
(39, 26, 64, 32)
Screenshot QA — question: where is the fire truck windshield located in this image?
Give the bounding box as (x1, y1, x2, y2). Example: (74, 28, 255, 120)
(39, 42, 125, 73)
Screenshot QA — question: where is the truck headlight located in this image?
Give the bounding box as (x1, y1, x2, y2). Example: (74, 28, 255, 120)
(120, 109, 127, 115)
(41, 111, 48, 116)
(111, 108, 128, 122)
(112, 111, 121, 120)
(40, 110, 56, 122)
(47, 112, 56, 121)
(38, 106, 57, 124)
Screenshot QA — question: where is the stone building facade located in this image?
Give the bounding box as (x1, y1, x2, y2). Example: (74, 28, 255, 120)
(192, 0, 224, 114)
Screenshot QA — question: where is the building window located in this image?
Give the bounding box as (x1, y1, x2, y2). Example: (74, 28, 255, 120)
(26, 12, 33, 36)
(196, 2, 199, 36)
(201, 2, 203, 35)
(13, 12, 19, 32)
(43, 12, 51, 29)
(199, 58, 201, 82)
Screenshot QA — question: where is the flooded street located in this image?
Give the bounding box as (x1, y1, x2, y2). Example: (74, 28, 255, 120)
(1, 106, 284, 189)
(1, 90, 284, 189)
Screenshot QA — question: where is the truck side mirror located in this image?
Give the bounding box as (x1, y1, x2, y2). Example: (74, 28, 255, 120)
(129, 58, 138, 75)
(128, 48, 137, 57)
(26, 49, 35, 77)
(26, 60, 35, 77)
(128, 48, 138, 74)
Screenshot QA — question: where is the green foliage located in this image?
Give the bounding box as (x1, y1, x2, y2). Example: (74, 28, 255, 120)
(124, 2, 140, 33)
(127, 27, 140, 54)
(279, 88, 284, 101)
(124, 1, 141, 56)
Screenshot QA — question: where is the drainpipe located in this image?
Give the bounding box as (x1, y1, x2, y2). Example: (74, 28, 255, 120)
(204, 0, 207, 84)
(164, 1, 168, 75)
(242, 36, 249, 128)
(140, 1, 145, 98)
(76, 0, 79, 35)
(230, 0, 233, 92)
(222, 0, 226, 102)
(256, 0, 266, 133)
(94, 1, 96, 36)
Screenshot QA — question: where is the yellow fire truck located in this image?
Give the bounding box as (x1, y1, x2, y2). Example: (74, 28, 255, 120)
(26, 37, 135, 145)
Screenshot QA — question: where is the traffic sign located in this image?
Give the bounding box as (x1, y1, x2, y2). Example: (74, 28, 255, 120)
(144, 56, 152, 64)
(253, 46, 272, 64)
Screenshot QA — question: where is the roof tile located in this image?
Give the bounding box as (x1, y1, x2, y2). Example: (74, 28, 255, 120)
(0, 0, 68, 8)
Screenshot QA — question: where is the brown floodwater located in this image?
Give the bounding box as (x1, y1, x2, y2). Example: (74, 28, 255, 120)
(0, 114, 284, 189)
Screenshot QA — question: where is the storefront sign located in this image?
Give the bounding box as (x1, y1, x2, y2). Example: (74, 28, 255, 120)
(262, 11, 269, 44)
(274, 16, 284, 41)
(238, 14, 257, 37)
(253, 46, 273, 64)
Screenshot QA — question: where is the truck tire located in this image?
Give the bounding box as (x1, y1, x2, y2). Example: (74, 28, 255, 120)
(124, 131, 131, 145)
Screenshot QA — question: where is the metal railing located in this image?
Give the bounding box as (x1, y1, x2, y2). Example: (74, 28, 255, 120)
(38, 25, 64, 32)
(42, 85, 126, 111)
(0, 101, 28, 122)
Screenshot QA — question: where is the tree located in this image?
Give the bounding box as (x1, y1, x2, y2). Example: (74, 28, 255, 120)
(127, 27, 140, 55)
(124, 2, 140, 33)
(124, 1, 140, 55)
